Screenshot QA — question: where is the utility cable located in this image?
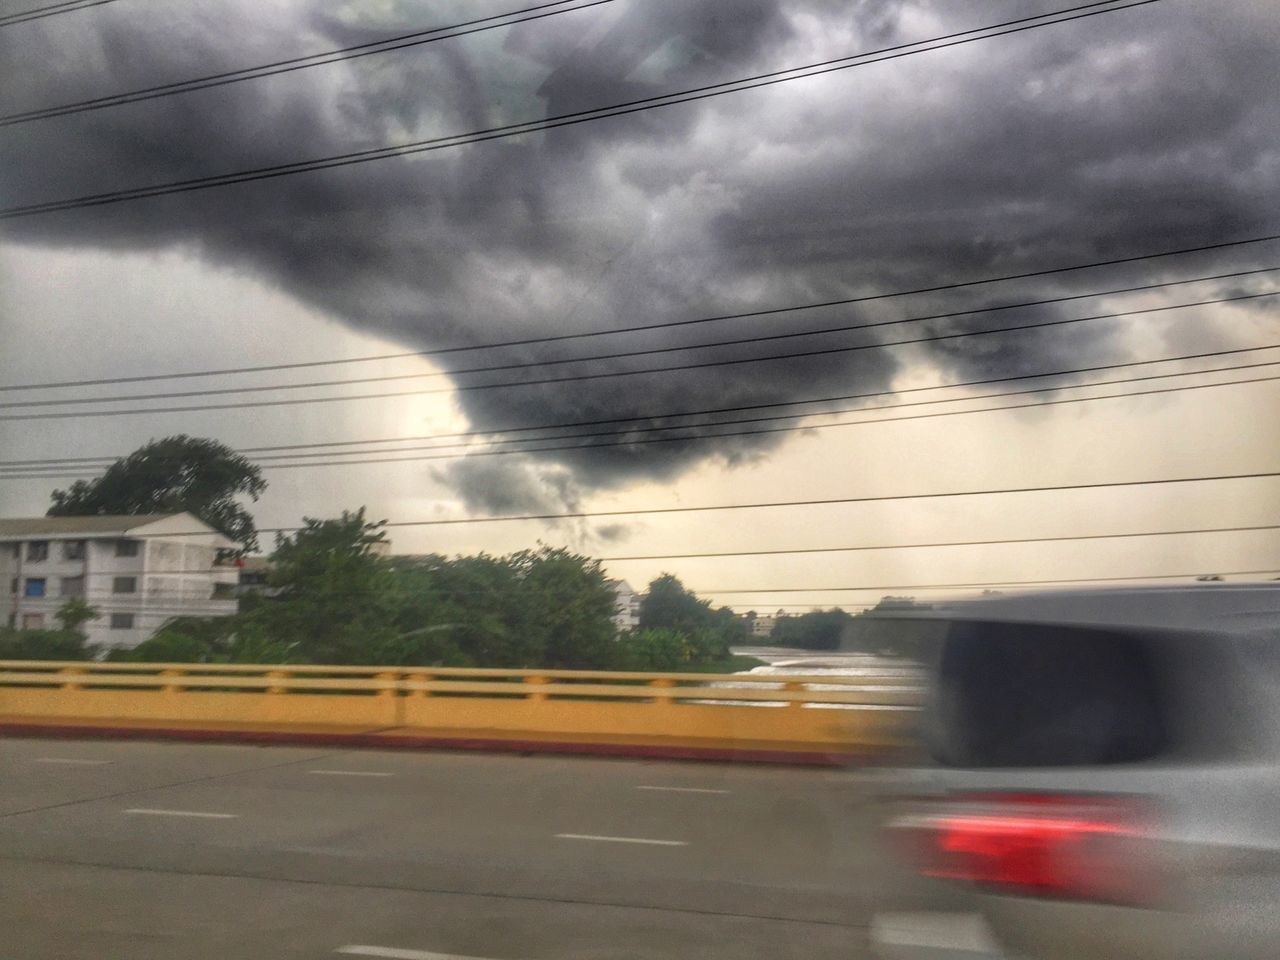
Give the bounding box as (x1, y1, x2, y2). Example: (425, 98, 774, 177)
(0, 1, 614, 126)
(5, 369, 1278, 479)
(3, 354, 1275, 475)
(37, 524, 1280, 576)
(0, 0, 118, 27)
(0, 0, 1164, 219)
(4, 231, 1275, 393)
(3, 289, 1271, 421)
(3, 342, 1275, 470)
(4, 267, 1270, 409)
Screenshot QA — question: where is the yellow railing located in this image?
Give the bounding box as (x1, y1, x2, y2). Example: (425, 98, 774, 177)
(0, 661, 923, 762)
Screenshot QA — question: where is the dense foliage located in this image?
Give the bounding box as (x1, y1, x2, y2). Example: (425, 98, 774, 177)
(48, 435, 266, 552)
(770, 608, 856, 650)
(0, 599, 101, 660)
(108, 513, 744, 671)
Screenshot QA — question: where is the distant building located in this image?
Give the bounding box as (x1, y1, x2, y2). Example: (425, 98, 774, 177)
(749, 615, 777, 638)
(607, 579, 643, 631)
(0, 513, 239, 650)
(235, 556, 275, 597)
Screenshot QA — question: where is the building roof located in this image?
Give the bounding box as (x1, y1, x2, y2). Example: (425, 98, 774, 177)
(0, 514, 181, 538)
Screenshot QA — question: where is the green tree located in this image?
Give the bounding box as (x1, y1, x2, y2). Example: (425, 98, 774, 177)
(510, 546, 617, 669)
(770, 608, 853, 650)
(639, 574, 715, 635)
(54, 597, 100, 636)
(48, 435, 266, 552)
(0, 628, 96, 660)
(250, 508, 397, 664)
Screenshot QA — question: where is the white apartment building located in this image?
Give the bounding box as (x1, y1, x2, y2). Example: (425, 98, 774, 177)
(0, 513, 239, 651)
(607, 579, 643, 632)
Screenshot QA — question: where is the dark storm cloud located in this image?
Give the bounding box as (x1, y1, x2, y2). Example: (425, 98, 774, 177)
(1, 0, 1276, 510)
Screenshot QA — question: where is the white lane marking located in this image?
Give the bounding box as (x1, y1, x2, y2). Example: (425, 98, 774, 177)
(34, 758, 112, 766)
(337, 947, 500, 960)
(309, 770, 395, 778)
(123, 808, 237, 819)
(636, 785, 729, 795)
(555, 833, 688, 846)
(869, 912, 1004, 956)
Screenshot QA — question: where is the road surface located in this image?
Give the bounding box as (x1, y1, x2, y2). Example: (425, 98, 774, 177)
(0, 736, 947, 959)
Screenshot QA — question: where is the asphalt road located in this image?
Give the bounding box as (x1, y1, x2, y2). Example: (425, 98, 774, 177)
(0, 737, 946, 960)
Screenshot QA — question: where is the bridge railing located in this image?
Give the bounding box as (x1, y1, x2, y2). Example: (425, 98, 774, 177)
(0, 661, 924, 763)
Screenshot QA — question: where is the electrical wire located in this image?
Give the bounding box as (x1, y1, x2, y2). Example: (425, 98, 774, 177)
(3, 355, 1276, 477)
(0, 1, 614, 126)
(0, 0, 118, 27)
(4, 289, 1271, 422)
(25, 524, 1278, 576)
(7, 471, 1276, 536)
(0, 0, 1165, 220)
(5, 369, 1278, 479)
(374, 470, 1280, 528)
(696, 569, 1280, 594)
(3, 342, 1277, 468)
(4, 231, 1275, 394)
(5, 268, 1272, 410)
(596, 524, 1280, 561)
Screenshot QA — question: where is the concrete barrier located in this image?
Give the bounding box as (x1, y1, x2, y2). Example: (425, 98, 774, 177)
(0, 661, 922, 764)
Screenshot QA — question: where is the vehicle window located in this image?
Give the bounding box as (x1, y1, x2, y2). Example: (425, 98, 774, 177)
(928, 620, 1167, 767)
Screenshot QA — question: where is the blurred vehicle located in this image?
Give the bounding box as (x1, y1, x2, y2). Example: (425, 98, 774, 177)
(874, 585, 1280, 960)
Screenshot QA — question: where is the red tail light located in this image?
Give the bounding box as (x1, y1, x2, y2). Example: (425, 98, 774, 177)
(888, 793, 1159, 906)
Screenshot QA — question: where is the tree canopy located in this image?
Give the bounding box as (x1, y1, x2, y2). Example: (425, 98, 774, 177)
(48, 435, 266, 551)
(771, 608, 855, 651)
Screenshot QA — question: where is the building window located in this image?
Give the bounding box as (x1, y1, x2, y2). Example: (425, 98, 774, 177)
(8, 543, 18, 559)
(9, 577, 17, 595)
(63, 540, 86, 561)
(115, 539, 140, 558)
(22, 613, 45, 630)
(24, 578, 46, 598)
(112, 576, 137, 594)
(109, 613, 134, 630)
(26, 541, 49, 562)
(60, 576, 85, 598)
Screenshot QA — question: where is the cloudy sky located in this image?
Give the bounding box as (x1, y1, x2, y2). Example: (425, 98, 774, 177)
(1, 0, 1277, 611)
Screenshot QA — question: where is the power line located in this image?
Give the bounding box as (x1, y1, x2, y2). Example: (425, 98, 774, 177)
(0, 0, 1164, 219)
(375, 471, 1280, 528)
(0, 0, 613, 126)
(697, 569, 1280, 595)
(4, 232, 1276, 394)
(5, 355, 1275, 476)
(4, 289, 1271, 422)
(0, 0, 118, 27)
(598, 524, 1280, 562)
(6, 470, 1277, 542)
(5, 342, 1275, 471)
(5, 369, 1278, 479)
(40, 569, 1280, 602)
(6, 268, 1271, 410)
(33, 524, 1279, 575)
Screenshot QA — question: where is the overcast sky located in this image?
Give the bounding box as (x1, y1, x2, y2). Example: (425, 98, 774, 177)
(1, 0, 1277, 610)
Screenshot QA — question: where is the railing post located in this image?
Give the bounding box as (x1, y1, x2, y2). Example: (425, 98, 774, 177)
(376, 671, 400, 698)
(784, 679, 805, 708)
(650, 677, 675, 704)
(524, 675, 548, 702)
(159, 668, 185, 694)
(61, 667, 85, 691)
(265, 669, 289, 695)
(408, 672, 431, 698)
